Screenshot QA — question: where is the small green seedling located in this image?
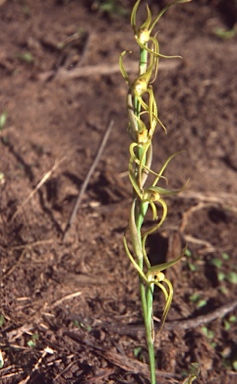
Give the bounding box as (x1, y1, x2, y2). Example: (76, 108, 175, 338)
(16, 52, 34, 63)
(223, 315, 237, 331)
(226, 271, 237, 284)
(233, 361, 237, 371)
(222, 252, 230, 261)
(201, 326, 216, 349)
(185, 248, 192, 257)
(214, 25, 237, 40)
(0, 315, 5, 327)
(92, 0, 128, 17)
(23, 5, 31, 16)
(0, 112, 8, 145)
(0, 111, 7, 131)
(209, 253, 237, 287)
(184, 248, 199, 272)
(201, 326, 215, 340)
(189, 293, 207, 309)
(210, 257, 223, 269)
(133, 346, 143, 361)
(188, 262, 198, 272)
(27, 333, 39, 348)
(217, 271, 226, 282)
(0, 350, 3, 369)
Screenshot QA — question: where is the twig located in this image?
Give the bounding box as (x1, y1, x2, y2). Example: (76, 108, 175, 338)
(181, 201, 219, 233)
(12, 157, 65, 220)
(65, 331, 179, 383)
(183, 234, 215, 249)
(18, 348, 53, 384)
(179, 190, 237, 204)
(63, 119, 114, 242)
(0, 368, 24, 380)
(8, 239, 55, 250)
(164, 299, 237, 331)
(39, 60, 180, 82)
(180, 190, 237, 234)
(52, 359, 78, 383)
(182, 234, 232, 254)
(3, 240, 55, 279)
(51, 291, 82, 308)
(68, 299, 237, 337)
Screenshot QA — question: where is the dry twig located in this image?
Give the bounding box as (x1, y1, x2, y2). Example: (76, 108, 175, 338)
(66, 331, 179, 384)
(68, 299, 237, 337)
(39, 60, 180, 82)
(63, 119, 113, 242)
(12, 157, 65, 220)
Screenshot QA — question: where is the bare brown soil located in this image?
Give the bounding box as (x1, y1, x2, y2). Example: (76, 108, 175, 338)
(0, 1, 237, 383)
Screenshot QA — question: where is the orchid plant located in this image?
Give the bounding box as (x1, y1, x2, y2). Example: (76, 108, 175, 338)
(120, 1, 191, 382)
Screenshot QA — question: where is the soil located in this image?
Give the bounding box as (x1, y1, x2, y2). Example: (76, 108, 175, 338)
(0, 0, 237, 383)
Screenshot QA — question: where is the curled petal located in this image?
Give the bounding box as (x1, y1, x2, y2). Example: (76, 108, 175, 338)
(147, 246, 187, 274)
(119, 50, 132, 86)
(159, 278, 173, 331)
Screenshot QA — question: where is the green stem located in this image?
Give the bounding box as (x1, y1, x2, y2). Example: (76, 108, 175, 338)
(133, 201, 156, 383)
(136, 201, 156, 384)
(145, 283, 156, 384)
(133, 45, 157, 384)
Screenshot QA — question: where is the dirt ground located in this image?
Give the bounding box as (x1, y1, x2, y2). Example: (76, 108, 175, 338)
(0, 0, 237, 383)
